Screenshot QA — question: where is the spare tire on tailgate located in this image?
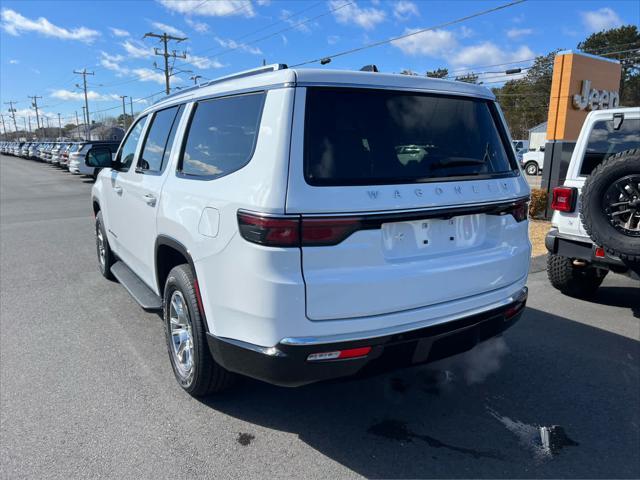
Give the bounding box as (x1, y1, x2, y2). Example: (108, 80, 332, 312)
(580, 149, 640, 262)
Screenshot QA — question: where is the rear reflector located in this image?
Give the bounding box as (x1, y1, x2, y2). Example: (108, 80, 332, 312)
(551, 187, 577, 212)
(595, 247, 605, 258)
(307, 346, 372, 362)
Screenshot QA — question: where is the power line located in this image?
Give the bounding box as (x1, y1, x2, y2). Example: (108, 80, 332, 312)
(144, 31, 188, 95)
(290, 0, 527, 67)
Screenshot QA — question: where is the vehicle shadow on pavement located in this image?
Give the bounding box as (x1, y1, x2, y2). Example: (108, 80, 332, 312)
(583, 284, 640, 313)
(200, 307, 640, 479)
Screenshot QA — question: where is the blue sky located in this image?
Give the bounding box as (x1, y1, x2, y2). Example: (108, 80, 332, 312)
(1, 0, 638, 129)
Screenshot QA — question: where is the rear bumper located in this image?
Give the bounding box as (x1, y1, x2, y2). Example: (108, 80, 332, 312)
(207, 287, 527, 387)
(545, 229, 632, 273)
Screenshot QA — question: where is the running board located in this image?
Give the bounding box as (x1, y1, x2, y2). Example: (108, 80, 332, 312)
(111, 261, 162, 312)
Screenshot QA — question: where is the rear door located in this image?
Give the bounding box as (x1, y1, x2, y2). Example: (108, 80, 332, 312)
(287, 87, 530, 320)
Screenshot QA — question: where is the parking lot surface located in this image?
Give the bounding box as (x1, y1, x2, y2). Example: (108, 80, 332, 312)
(1, 155, 639, 479)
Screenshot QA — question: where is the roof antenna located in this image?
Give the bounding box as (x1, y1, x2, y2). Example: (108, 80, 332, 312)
(360, 64, 379, 72)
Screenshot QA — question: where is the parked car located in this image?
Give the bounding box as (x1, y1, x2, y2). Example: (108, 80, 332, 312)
(58, 143, 75, 168)
(50, 143, 65, 165)
(88, 64, 531, 396)
(546, 107, 639, 297)
(20, 142, 32, 157)
(69, 141, 120, 176)
(28, 143, 41, 159)
(522, 146, 545, 175)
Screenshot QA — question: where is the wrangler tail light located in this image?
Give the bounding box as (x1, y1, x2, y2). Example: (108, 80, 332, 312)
(551, 187, 577, 212)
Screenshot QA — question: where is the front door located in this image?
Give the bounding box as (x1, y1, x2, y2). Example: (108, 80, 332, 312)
(111, 104, 185, 291)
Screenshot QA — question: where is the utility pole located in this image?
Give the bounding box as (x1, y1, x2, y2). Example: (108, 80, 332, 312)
(28, 95, 42, 130)
(23, 117, 27, 135)
(0, 114, 6, 138)
(75, 111, 80, 140)
(82, 106, 87, 140)
(74, 69, 94, 139)
(129, 97, 134, 119)
(28, 115, 32, 134)
(119, 95, 128, 128)
(4, 101, 18, 135)
(144, 31, 187, 95)
(57, 113, 62, 139)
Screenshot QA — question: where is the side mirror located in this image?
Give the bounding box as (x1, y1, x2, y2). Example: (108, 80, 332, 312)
(86, 147, 113, 168)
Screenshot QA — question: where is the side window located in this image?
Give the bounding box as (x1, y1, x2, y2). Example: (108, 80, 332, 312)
(117, 116, 148, 171)
(137, 104, 184, 173)
(580, 118, 640, 176)
(179, 92, 265, 178)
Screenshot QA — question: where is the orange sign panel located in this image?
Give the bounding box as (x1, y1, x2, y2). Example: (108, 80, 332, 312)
(546, 51, 621, 141)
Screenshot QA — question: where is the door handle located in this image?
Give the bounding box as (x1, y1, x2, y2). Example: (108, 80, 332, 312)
(113, 185, 123, 195)
(144, 194, 157, 206)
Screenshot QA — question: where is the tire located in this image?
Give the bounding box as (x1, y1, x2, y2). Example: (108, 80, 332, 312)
(525, 162, 539, 176)
(95, 211, 115, 280)
(547, 253, 607, 298)
(163, 264, 235, 396)
(580, 149, 640, 262)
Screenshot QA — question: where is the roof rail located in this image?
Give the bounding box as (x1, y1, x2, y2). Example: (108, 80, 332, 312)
(155, 63, 288, 104)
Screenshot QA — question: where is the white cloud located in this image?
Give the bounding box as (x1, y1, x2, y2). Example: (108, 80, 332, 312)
(157, 0, 255, 18)
(327, 35, 339, 45)
(459, 26, 473, 39)
(280, 9, 313, 33)
(391, 28, 457, 56)
(506, 27, 533, 39)
(330, 0, 385, 30)
(99, 51, 128, 76)
(581, 8, 622, 32)
(110, 27, 130, 37)
(150, 20, 186, 37)
(256, 0, 271, 5)
(185, 17, 209, 33)
(131, 67, 183, 85)
(185, 53, 224, 69)
(393, 1, 419, 21)
(450, 42, 535, 68)
(9, 59, 19, 64)
(51, 89, 120, 101)
(122, 40, 154, 58)
(214, 36, 262, 55)
(1, 8, 99, 43)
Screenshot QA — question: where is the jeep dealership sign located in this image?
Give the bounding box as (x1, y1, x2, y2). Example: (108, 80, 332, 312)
(546, 50, 622, 141)
(572, 79, 620, 111)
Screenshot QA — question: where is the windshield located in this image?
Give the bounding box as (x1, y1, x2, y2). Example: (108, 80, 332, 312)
(304, 88, 515, 186)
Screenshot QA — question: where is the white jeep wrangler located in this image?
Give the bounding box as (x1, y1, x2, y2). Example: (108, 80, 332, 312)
(88, 64, 530, 396)
(546, 107, 640, 297)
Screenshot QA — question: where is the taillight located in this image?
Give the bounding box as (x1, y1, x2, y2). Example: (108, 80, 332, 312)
(238, 212, 362, 247)
(508, 200, 529, 222)
(237, 212, 299, 247)
(301, 217, 362, 246)
(551, 187, 577, 212)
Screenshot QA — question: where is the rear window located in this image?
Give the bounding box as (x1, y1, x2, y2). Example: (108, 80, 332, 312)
(304, 88, 515, 186)
(580, 117, 640, 176)
(179, 92, 265, 179)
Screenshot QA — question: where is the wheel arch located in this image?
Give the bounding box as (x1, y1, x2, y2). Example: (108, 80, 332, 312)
(154, 235, 197, 297)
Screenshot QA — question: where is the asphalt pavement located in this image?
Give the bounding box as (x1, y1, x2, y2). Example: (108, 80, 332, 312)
(1, 154, 639, 479)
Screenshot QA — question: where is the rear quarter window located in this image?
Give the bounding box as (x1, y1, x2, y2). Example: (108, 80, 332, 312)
(304, 88, 516, 186)
(580, 117, 640, 176)
(179, 92, 265, 179)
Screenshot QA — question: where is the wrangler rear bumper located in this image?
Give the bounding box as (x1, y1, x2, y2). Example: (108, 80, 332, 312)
(207, 287, 527, 387)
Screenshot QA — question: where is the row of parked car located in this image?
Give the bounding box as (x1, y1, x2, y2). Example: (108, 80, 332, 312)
(1, 140, 120, 177)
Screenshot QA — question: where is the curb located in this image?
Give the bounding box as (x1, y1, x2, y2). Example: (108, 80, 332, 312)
(530, 254, 547, 274)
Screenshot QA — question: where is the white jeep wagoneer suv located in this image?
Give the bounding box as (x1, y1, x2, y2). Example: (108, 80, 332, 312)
(88, 65, 531, 396)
